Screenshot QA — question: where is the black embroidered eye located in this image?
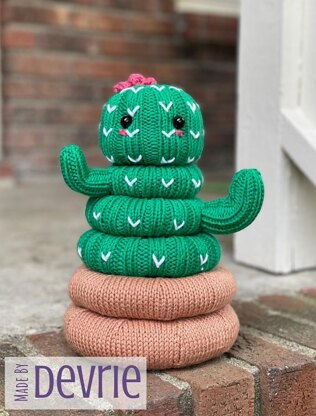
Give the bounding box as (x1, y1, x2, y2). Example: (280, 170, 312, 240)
(173, 116, 185, 129)
(120, 115, 133, 128)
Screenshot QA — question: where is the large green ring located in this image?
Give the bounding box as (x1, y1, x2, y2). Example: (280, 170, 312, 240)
(107, 165, 203, 199)
(86, 196, 204, 237)
(77, 230, 221, 278)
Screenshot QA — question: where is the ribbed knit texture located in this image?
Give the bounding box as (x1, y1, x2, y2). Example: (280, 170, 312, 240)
(98, 84, 204, 167)
(86, 196, 203, 236)
(78, 230, 221, 277)
(60, 74, 263, 368)
(60, 79, 264, 277)
(64, 303, 239, 370)
(68, 265, 236, 320)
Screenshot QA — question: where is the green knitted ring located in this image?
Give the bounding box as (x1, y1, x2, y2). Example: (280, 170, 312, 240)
(107, 165, 203, 198)
(86, 196, 204, 237)
(77, 230, 221, 277)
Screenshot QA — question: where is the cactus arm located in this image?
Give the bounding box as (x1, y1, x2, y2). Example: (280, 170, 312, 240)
(60, 145, 111, 196)
(201, 169, 264, 234)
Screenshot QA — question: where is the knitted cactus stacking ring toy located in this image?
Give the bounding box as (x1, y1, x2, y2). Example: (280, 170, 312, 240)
(60, 73, 264, 369)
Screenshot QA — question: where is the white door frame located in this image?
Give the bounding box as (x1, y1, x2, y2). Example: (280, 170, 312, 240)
(235, 0, 316, 274)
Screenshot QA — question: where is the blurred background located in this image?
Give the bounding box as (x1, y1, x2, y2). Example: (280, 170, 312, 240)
(0, 0, 239, 181)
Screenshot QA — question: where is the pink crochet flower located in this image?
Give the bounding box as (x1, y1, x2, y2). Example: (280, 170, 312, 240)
(113, 73, 157, 92)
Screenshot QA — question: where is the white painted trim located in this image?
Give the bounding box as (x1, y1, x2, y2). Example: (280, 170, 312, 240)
(282, 109, 316, 186)
(235, 0, 316, 274)
(0, 15, 2, 160)
(175, 0, 240, 17)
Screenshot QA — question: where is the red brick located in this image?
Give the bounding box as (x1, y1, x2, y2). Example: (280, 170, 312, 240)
(68, 9, 127, 32)
(229, 332, 316, 416)
(8, 410, 104, 415)
(0, 342, 25, 405)
(259, 294, 316, 322)
(3, 78, 104, 101)
(27, 331, 77, 356)
(124, 373, 190, 415)
(4, 102, 100, 125)
(301, 288, 316, 299)
(3, 4, 70, 26)
(234, 300, 316, 349)
(0, 162, 14, 178)
(4, 53, 72, 77)
(2, 27, 35, 49)
(182, 14, 238, 45)
(129, 16, 174, 35)
(96, 0, 163, 13)
(168, 359, 255, 416)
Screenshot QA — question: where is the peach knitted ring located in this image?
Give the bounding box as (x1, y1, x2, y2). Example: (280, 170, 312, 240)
(68, 265, 236, 321)
(64, 304, 239, 370)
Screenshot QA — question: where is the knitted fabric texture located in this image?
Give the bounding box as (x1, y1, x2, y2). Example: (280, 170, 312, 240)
(68, 265, 236, 320)
(60, 73, 264, 367)
(60, 74, 264, 277)
(64, 303, 239, 370)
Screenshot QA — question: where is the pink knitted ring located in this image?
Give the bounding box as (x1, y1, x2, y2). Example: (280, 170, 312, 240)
(64, 304, 239, 370)
(68, 265, 236, 321)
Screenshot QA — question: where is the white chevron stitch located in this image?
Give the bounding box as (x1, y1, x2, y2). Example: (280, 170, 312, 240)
(190, 130, 200, 139)
(106, 104, 116, 113)
(151, 85, 165, 91)
(125, 129, 139, 138)
(124, 176, 137, 187)
(103, 127, 113, 137)
(93, 212, 101, 220)
(128, 155, 142, 163)
(159, 101, 173, 112)
(152, 254, 165, 268)
(187, 156, 195, 163)
(162, 129, 175, 138)
(169, 86, 182, 91)
(200, 254, 208, 265)
(192, 179, 201, 188)
(106, 155, 114, 163)
(77, 247, 82, 258)
(187, 102, 197, 113)
(127, 105, 140, 117)
(128, 217, 141, 227)
(161, 156, 175, 164)
(101, 252, 111, 262)
(161, 178, 174, 188)
(174, 219, 185, 230)
(120, 86, 144, 94)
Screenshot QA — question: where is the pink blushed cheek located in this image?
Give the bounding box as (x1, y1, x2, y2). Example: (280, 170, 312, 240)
(175, 130, 183, 137)
(119, 129, 127, 136)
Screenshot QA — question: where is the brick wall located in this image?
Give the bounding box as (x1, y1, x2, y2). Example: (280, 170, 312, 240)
(1, 0, 238, 176)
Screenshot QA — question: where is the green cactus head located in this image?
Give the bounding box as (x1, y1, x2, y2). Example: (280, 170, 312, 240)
(98, 74, 204, 166)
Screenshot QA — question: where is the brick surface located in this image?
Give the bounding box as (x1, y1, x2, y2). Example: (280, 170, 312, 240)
(0, 342, 25, 406)
(1, 0, 237, 175)
(301, 287, 316, 299)
(8, 410, 105, 415)
(229, 332, 316, 416)
(234, 300, 316, 349)
(167, 359, 255, 416)
(121, 373, 190, 415)
(27, 331, 77, 357)
(258, 294, 316, 322)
